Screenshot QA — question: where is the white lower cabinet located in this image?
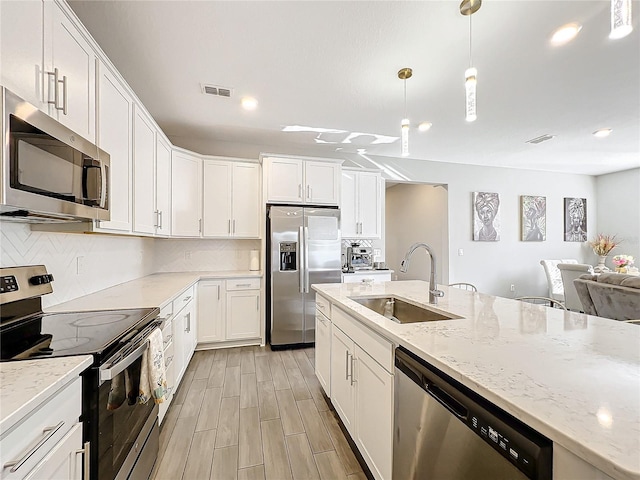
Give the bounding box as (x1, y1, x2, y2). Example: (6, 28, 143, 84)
(24, 422, 83, 480)
(197, 280, 225, 343)
(315, 307, 331, 396)
(173, 296, 196, 387)
(324, 300, 394, 480)
(226, 290, 261, 340)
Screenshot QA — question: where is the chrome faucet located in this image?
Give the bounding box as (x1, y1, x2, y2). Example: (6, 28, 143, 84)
(399, 242, 445, 305)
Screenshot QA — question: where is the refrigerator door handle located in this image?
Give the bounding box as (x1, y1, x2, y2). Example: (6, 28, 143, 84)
(299, 225, 305, 294)
(304, 226, 310, 293)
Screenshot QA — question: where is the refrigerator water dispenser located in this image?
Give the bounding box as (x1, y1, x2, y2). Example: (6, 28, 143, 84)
(279, 242, 297, 271)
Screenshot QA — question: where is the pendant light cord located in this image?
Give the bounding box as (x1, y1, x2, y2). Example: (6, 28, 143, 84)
(404, 78, 407, 118)
(469, 13, 473, 67)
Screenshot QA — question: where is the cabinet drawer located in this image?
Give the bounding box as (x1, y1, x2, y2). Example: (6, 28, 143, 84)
(161, 319, 173, 350)
(0, 377, 81, 480)
(158, 302, 174, 323)
(315, 294, 331, 318)
(332, 306, 393, 373)
(226, 278, 260, 291)
(164, 340, 174, 370)
(173, 285, 195, 313)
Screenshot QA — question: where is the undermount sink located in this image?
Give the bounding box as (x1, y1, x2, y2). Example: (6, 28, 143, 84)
(351, 296, 462, 324)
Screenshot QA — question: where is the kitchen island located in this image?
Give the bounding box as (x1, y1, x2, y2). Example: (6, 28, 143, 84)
(312, 280, 640, 480)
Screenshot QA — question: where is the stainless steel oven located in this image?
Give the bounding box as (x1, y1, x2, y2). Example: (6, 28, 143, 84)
(1, 87, 110, 223)
(0, 265, 160, 480)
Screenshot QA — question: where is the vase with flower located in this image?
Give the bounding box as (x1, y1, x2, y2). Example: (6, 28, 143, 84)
(588, 234, 620, 273)
(612, 254, 634, 274)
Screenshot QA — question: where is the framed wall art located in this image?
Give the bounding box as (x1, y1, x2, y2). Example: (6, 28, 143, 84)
(472, 192, 500, 241)
(521, 195, 546, 241)
(564, 197, 587, 242)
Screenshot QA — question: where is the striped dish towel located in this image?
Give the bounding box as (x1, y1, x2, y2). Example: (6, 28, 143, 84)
(138, 328, 167, 404)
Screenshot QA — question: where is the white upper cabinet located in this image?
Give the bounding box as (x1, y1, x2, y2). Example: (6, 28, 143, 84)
(155, 137, 172, 236)
(171, 150, 202, 237)
(341, 169, 382, 238)
(0, 0, 45, 109)
(95, 61, 132, 233)
(203, 160, 261, 238)
(44, 0, 96, 142)
(132, 107, 156, 235)
(264, 157, 341, 205)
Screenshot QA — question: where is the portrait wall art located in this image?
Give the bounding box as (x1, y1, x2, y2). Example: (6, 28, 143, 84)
(473, 192, 500, 241)
(564, 197, 587, 242)
(521, 195, 546, 241)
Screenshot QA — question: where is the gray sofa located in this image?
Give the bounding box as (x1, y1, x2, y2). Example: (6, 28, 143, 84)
(574, 273, 640, 321)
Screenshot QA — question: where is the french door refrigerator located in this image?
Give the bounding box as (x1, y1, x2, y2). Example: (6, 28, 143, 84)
(267, 205, 341, 348)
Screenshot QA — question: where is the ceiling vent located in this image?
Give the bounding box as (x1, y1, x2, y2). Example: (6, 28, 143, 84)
(201, 84, 233, 98)
(526, 134, 556, 144)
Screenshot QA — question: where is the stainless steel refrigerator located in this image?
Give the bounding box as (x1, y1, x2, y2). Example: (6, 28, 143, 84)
(267, 205, 341, 348)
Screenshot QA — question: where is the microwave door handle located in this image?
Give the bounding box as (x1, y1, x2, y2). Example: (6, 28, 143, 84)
(299, 226, 304, 294)
(99, 341, 148, 384)
(99, 162, 108, 208)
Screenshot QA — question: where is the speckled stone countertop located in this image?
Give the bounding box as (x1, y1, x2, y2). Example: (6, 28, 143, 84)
(47, 270, 262, 312)
(312, 280, 640, 480)
(0, 356, 93, 433)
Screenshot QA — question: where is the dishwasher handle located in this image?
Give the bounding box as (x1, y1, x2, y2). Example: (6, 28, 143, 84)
(425, 382, 468, 420)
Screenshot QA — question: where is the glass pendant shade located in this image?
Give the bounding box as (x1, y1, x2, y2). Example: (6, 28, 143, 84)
(610, 0, 633, 39)
(465, 67, 477, 122)
(401, 118, 410, 157)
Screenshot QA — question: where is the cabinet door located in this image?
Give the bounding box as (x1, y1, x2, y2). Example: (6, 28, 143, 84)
(0, 0, 44, 109)
(315, 309, 331, 396)
(226, 290, 261, 340)
(357, 172, 381, 238)
(97, 62, 132, 232)
(155, 138, 172, 236)
(197, 280, 225, 343)
(340, 170, 358, 237)
(173, 312, 186, 387)
(330, 326, 355, 433)
(132, 108, 156, 235)
(202, 161, 232, 237)
(24, 422, 83, 480)
(46, 1, 96, 141)
(232, 163, 260, 238)
(305, 161, 340, 205)
(183, 302, 197, 366)
(354, 346, 393, 480)
(265, 158, 304, 203)
(171, 152, 202, 237)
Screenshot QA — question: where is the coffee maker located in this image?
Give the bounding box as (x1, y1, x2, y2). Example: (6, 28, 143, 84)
(346, 243, 373, 272)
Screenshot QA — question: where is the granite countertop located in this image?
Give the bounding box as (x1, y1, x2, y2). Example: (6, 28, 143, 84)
(312, 280, 640, 480)
(0, 356, 93, 433)
(47, 270, 262, 312)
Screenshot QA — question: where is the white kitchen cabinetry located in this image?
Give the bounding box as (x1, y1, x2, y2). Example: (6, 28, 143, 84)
(203, 160, 260, 238)
(327, 304, 394, 480)
(155, 137, 172, 236)
(132, 107, 157, 235)
(264, 157, 341, 205)
(171, 151, 202, 237)
(197, 280, 225, 343)
(341, 271, 392, 284)
(158, 302, 175, 425)
(172, 286, 197, 387)
(341, 169, 382, 238)
(226, 279, 261, 340)
(315, 295, 332, 396)
(0, 376, 86, 480)
(95, 61, 132, 233)
(0, 0, 96, 141)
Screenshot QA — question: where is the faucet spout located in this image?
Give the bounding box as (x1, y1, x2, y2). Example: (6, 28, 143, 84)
(399, 242, 444, 305)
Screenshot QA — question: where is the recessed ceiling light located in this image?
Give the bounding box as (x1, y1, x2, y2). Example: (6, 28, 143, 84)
(241, 97, 258, 110)
(418, 122, 433, 132)
(593, 128, 613, 138)
(550, 23, 582, 45)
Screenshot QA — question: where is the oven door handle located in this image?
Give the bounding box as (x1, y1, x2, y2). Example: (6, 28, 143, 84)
(99, 341, 149, 383)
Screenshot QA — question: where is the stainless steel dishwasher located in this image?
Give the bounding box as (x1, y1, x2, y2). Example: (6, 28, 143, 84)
(394, 347, 552, 480)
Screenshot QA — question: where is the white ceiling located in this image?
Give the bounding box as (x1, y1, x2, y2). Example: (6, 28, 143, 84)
(68, 0, 640, 176)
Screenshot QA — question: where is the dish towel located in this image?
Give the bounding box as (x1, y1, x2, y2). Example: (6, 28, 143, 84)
(138, 328, 167, 404)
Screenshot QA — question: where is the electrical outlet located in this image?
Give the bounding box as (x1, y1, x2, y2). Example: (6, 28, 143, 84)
(458, 248, 464, 256)
(76, 256, 85, 275)
(510, 284, 516, 292)
(185, 251, 192, 260)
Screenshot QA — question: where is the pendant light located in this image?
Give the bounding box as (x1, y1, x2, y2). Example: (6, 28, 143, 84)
(460, 0, 481, 122)
(610, 0, 633, 39)
(398, 67, 412, 157)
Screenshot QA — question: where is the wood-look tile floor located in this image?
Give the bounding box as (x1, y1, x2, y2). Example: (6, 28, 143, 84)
(151, 346, 367, 480)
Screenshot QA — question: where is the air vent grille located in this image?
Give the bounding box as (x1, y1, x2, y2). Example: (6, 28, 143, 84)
(526, 134, 556, 144)
(201, 84, 233, 98)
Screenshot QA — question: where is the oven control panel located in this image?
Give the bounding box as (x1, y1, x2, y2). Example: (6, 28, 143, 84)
(0, 265, 54, 303)
(0, 275, 18, 293)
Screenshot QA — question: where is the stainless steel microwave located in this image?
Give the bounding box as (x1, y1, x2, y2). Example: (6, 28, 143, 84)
(0, 87, 110, 223)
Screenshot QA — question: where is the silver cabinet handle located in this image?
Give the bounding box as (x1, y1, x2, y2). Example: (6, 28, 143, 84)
(184, 295, 192, 302)
(236, 283, 252, 287)
(256, 296, 259, 311)
(228, 219, 231, 234)
(165, 355, 174, 367)
(307, 185, 311, 200)
(75, 441, 90, 480)
(186, 312, 191, 332)
(298, 184, 302, 199)
(217, 285, 220, 300)
(233, 219, 236, 234)
(350, 356, 357, 386)
(46, 68, 60, 110)
(4, 421, 65, 472)
(154, 210, 159, 228)
(199, 219, 202, 233)
(345, 351, 350, 381)
(163, 334, 173, 346)
(61, 74, 68, 115)
(159, 210, 163, 229)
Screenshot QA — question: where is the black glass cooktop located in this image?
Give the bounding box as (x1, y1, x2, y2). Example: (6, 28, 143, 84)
(0, 307, 158, 361)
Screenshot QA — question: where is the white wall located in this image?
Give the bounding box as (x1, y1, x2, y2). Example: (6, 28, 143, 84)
(0, 222, 154, 308)
(595, 167, 640, 267)
(386, 184, 449, 284)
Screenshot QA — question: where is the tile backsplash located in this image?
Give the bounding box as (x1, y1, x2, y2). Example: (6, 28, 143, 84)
(154, 238, 261, 272)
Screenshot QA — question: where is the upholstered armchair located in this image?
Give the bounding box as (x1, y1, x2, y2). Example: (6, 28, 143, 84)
(573, 273, 640, 320)
(558, 263, 594, 312)
(540, 259, 578, 302)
